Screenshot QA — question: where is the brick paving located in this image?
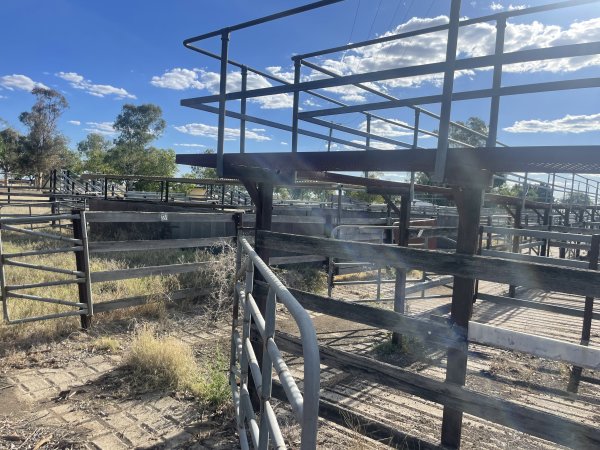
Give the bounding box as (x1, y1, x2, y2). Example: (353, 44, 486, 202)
(1, 322, 236, 449)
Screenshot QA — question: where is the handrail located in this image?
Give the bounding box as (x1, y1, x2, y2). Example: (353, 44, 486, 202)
(183, 0, 343, 45)
(232, 237, 320, 449)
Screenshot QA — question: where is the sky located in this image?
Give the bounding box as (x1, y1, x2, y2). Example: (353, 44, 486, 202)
(0, 0, 599, 181)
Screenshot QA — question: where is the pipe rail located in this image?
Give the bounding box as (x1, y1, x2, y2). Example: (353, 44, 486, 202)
(232, 237, 320, 449)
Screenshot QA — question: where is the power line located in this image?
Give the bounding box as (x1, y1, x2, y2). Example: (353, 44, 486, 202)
(367, 0, 384, 39)
(347, 0, 361, 44)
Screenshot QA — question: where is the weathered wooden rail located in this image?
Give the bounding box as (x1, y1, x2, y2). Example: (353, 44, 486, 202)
(257, 230, 600, 448)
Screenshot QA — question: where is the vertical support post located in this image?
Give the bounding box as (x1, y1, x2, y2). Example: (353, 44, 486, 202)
(165, 181, 170, 203)
(364, 113, 371, 178)
(160, 181, 164, 202)
(104, 178, 108, 200)
(594, 182, 599, 222)
(221, 184, 226, 210)
(508, 205, 522, 298)
(540, 207, 551, 256)
(216, 30, 230, 178)
(568, 234, 600, 393)
(0, 224, 8, 322)
(486, 17, 506, 148)
(337, 187, 342, 226)
(392, 194, 410, 346)
(412, 109, 421, 149)
(486, 216, 492, 250)
(72, 210, 93, 329)
(291, 59, 302, 153)
(433, 0, 462, 182)
(240, 66, 248, 154)
(327, 126, 333, 152)
(250, 181, 273, 405)
(570, 172, 576, 205)
(441, 185, 483, 449)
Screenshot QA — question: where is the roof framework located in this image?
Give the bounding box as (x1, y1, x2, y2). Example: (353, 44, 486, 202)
(176, 0, 600, 195)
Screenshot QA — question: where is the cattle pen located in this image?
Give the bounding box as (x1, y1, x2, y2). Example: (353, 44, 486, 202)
(2, 0, 600, 449)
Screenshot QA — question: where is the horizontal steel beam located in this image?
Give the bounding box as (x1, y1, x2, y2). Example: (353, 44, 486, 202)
(183, 0, 343, 44)
(182, 102, 401, 151)
(292, 0, 599, 61)
(176, 146, 600, 175)
(300, 77, 600, 119)
(180, 42, 600, 107)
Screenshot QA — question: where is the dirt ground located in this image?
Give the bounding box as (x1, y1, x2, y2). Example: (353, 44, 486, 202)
(1, 276, 599, 449)
(0, 302, 386, 450)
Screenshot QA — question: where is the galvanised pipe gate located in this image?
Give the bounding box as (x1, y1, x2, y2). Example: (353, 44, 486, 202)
(232, 238, 320, 449)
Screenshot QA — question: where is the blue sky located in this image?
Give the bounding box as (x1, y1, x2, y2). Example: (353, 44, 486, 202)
(1, 0, 599, 179)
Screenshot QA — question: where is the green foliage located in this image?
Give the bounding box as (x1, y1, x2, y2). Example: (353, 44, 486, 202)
(18, 88, 69, 185)
(78, 133, 112, 173)
(75, 104, 176, 186)
(447, 117, 488, 148)
(189, 149, 217, 179)
(494, 182, 553, 202)
(564, 192, 591, 206)
(113, 104, 166, 148)
(0, 127, 24, 183)
(345, 172, 384, 204)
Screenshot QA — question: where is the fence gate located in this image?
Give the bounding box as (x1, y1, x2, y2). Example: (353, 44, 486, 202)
(0, 211, 93, 325)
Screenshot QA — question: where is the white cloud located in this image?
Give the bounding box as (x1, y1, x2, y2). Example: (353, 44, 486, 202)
(358, 118, 414, 138)
(56, 72, 136, 99)
(68, 120, 81, 126)
(174, 123, 271, 142)
(508, 4, 527, 11)
(315, 15, 600, 91)
(504, 113, 600, 133)
(303, 98, 321, 107)
(152, 67, 293, 109)
(0, 95, 6, 99)
(173, 143, 206, 147)
(266, 66, 295, 84)
(84, 121, 116, 135)
(150, 68, 205, 90)
(0, 74, 48, 91)
(280, 141, 289, 145)
(490, 2, 504, 11)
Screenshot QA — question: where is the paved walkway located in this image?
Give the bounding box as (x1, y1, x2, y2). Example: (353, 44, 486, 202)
(1, 322, 236, 449)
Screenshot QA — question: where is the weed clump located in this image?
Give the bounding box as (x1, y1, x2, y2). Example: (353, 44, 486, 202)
(91, 336, 120, 353)
(126, 327, 230, 409)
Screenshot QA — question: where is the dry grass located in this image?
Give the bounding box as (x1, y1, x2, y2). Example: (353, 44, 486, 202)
(0, 211, 236, 350)
(91, 336, 120, 353)
(126, 326, 230, 408)
(273, 265, 327, 294)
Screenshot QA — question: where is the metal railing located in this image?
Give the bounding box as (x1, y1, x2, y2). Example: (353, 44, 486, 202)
(232, 237, 320, 449)
(0, 211, 92, 324)
(179, 0, 600, 182)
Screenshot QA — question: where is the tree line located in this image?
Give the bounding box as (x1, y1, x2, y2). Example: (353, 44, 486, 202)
(0, 87, 176, 187)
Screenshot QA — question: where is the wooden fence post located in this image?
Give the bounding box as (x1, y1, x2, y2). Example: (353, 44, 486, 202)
(568, 234, 600, 392)
(508, 204, 522, 297)
(72, 209, 93, 329)
(540, 207, 550, 256)
(392, 194, 410, 346)
(441, 186, 483, 449)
